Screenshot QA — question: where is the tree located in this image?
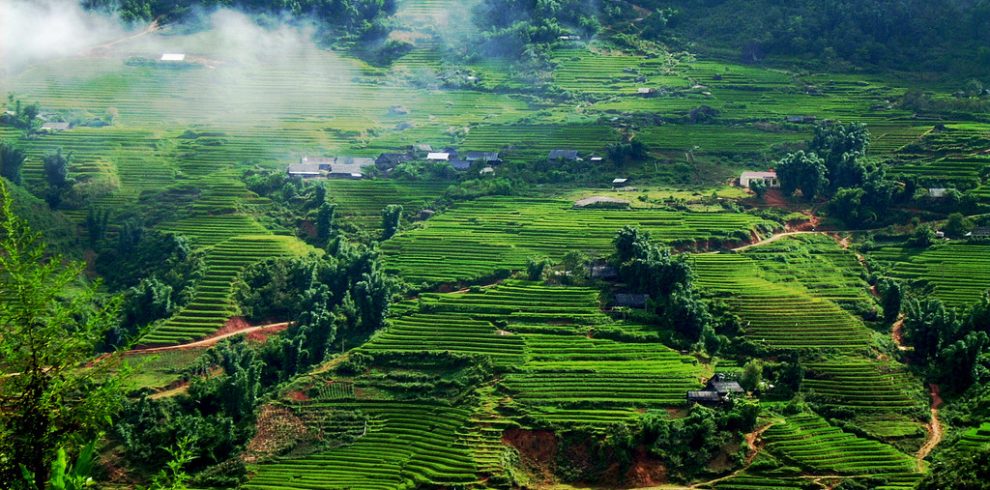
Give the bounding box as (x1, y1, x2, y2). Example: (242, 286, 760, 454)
(0, 141, 27, 185)
(810, 122, 871, 192)
(0, 180, 125, 489)
(740, 360, 763, 393)
(42, 149, 72, 209)
(380, 204, 402, 240)
(909, 224, 937, 248)
(526, 257, 554, 281)
(775, 150, 827, 200)
(748, 178, 767, 199)
(878, 278, 903, 324)
(316, 202, 335, 243)
(943, 212, 973, 238)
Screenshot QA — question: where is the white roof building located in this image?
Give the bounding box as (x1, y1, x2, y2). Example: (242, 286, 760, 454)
(427, 152, 450, 161)
(740, 171, 779, 188)
(160, 53, 186, 62)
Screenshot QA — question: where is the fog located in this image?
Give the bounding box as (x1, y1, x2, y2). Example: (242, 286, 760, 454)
(0, 0, 134, 71)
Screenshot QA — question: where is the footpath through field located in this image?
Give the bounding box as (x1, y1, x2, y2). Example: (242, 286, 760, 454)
(129, 321, 290, 354)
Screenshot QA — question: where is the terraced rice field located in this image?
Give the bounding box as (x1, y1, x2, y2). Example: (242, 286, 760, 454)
(322, 180, 448, 229)
(870, 242, 990, 307)
(691, 251, 872, 351)
(383, 197, 777, 285)
(245, 401, 478, 490)
(763, 414, 921, 486)
(802, 359, 923, 412)
(958, 422, 990, 448)
(140, 235, 311, 345)
(364, 281, 703, 426)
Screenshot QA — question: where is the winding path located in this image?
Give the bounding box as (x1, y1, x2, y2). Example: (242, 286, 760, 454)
(129, 322, 290, 355)
(917, 383, 944, 471)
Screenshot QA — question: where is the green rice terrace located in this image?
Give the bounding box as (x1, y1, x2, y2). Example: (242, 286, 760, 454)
(2, 0, 990, 488)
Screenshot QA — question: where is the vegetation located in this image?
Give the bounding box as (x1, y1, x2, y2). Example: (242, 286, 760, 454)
(3, 0, 990, 488)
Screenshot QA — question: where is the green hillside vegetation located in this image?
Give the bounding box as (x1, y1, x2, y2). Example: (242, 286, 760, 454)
(3, 0, 990, 488)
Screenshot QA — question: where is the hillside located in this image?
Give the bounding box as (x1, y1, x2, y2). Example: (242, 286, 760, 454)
(1, 0, 989, 489)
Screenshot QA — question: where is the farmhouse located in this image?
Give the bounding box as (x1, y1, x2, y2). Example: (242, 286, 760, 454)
(588, 261, 618, 280)
(612, 178, 630, 189)
(480, 166, 495, 176)
(287, 163, 323, 178)
(465, 151, 500, 164)
(686, 374, 745, 404)
(331, 156, 374, 178)
(450, 159, 471, 170)
(160, 53, 186, 62)
(40, 122, 70, 132)
(740, 170, 779, 188)
(928, 188, 948, 198)
(637, 87, 657, 97)
(968, 227, 990, 240)
(427, 152, 451, 161)
(549, 149, 580, 161)
(300, 156, 333, 170)
(376, 152, 411, 171)
(614, 293, 649, 309)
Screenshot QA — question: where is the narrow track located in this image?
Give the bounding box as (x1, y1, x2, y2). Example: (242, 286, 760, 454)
(130, 322, 290, 355)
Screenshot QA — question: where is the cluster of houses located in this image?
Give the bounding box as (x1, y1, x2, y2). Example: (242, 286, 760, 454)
(286, 146, 632, 183)
(1, 109, 72, 133)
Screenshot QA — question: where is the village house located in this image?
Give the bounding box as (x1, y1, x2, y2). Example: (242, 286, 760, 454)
(928, 188, 948, 198)
(548, 149, 580, 161)
(300, 156, 333, 170)
(427, 152, 451, 161)
(479, 166, 495, 176)
(40, 122, 70, 132)
(637, 87, 657, 97)
(968, 227, 990, 241)
(588, 261, 618, 280)
(740, 170, 779, 188)
(687, 374, 745, 404)
(330, 156, 374, 179)
(376, 152, 411, 171)
(613, 293, 649, 309)
(287, 163, 324, 178)
(450, 159, 471, 170)
(612, 178, 630, 189)
(160, 53, 186, 62)
(464, 151, 501, 164)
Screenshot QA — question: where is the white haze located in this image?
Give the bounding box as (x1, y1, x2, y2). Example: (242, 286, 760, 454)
(0, 0, 134, 70)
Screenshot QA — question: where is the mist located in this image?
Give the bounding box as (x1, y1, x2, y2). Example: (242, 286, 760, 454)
(0, 0, 135, 71)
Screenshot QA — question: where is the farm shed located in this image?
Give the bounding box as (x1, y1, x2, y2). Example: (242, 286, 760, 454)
(687, 390, 723, 404)
(614, 293, 649, 308)
(331, 157, 374, 178)
(589, 262, 618, 280)
(450, 159, 471, 170)
(480, 166, 495, 176)
(160, 53, 186, 61)
(300, 156, 333, 170)
(637, 87, 657, 97)
(928, 188, 948, 198)
(376, 153, 411, 170)
(465, 151, 500, 163)
(40, 122, 70, 132)
(612, 178, 630, 188)
(968, 227, 990, 240)
(548, 149, 580, 161)
(740, 171, 779, 188)
(427, 152, 451, 161)
(287, 163, 323, 178)
(708, 375, 745, 396)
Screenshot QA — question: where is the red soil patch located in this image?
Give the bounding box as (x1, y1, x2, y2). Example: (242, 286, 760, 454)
(286, 390, 309, 402)
(215, 316, 251, 336)
(247, 323, 289, 343)
(244, 405, 309, 462)
(624, 446, 668, 487)
(503, 428, 557, 483)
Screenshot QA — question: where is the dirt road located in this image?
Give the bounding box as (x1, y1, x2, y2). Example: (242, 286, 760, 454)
(917, 383, 944, 470)
(130, 322, 290, 355)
